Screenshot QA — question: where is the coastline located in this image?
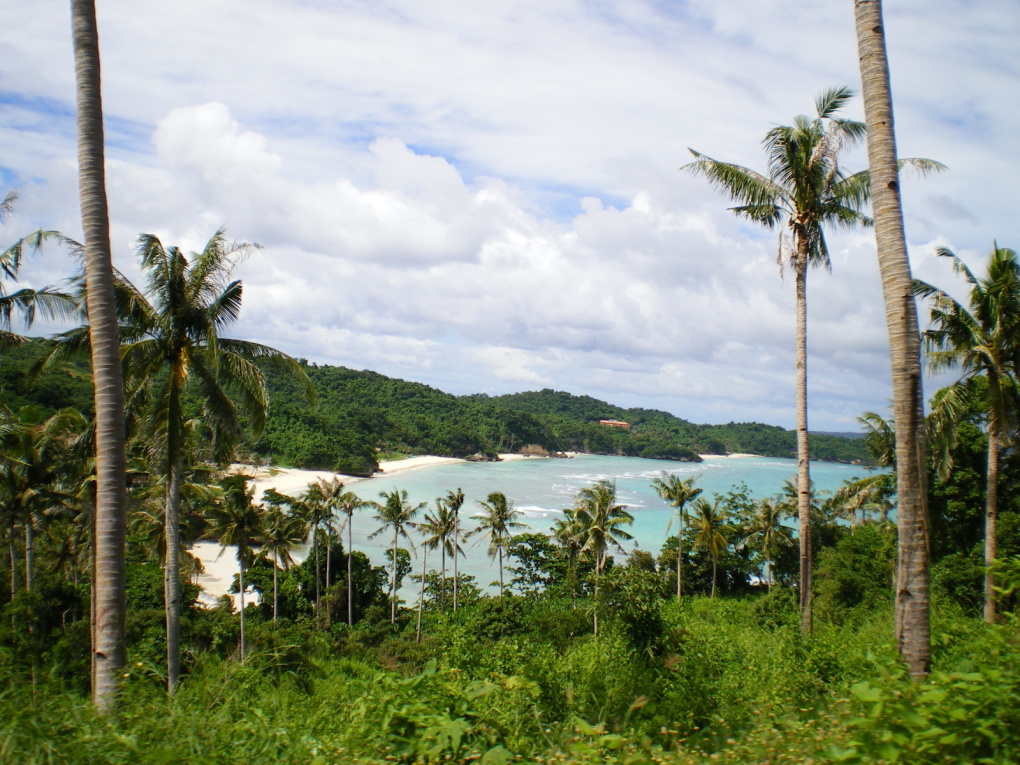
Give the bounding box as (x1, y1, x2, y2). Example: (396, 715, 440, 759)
(197, 450, 759, 606)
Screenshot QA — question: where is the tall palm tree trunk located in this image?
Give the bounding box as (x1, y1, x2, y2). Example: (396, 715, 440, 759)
(347, 518, 354, 626)
(984, 424, 1000, 623)
(8, 523, 20, 597)
(164, 459, 183, 692)
(440, 547, 446, 612)
(390, 530, 398, 623)
(497, 547, 504, 597)
(854, 0, 931, 678)
(24, 520, 35, 592)
(452, 527, 459, 613)
(272, 553, 279, 624)
(314, 527, 321, 624)
(711, 557, 718, 599)
(415, 546, 428, 643)
(71, 0, 127, 712)
(794, 247, 813, 634)
(238, 557, 246, 663)
(675, 516, 683, 600)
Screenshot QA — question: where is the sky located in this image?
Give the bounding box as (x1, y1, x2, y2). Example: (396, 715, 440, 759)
(1, 1, 1018, 432)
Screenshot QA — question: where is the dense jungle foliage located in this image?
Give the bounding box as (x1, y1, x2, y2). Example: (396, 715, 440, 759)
(0, 343, 870, 475)
(1, 416, 1017, 764)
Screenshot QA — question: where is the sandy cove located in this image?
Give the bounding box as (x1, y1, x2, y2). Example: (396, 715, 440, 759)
(194, 454, 527, 607)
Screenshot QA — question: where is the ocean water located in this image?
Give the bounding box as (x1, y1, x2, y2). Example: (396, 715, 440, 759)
(334, 454, 873, 594)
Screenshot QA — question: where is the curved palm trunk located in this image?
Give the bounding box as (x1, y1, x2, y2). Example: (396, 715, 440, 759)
(795, 245, 813, 634)
(164, 459, 183, 692)
(314, 526, 321, 625)
(855, 0, 931, 678)
(415, 546, 428, 643)
(984, 424, 1000, 623)
(347, 516, 354, 626)
(72, 0, 128, 713)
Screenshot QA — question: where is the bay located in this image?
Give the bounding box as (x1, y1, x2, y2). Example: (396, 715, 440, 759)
(339, 454, 873, 594)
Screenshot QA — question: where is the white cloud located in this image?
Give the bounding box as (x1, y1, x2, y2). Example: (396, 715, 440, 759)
(1, 1, 1018, 432)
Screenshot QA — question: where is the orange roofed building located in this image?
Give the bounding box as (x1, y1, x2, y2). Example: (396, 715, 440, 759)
(598, 419, 631, 429)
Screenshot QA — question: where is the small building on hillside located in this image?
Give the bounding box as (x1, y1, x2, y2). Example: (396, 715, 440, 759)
(598, 419, 631, 429)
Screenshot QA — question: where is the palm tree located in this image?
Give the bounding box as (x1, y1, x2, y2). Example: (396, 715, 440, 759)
(651, 472, 702, 600)
(469, 491, 526, 597)
(829, 473, 896, 530)
(739, 497, 793, 590)
(552, 509, 586, 606)
(854, 0, 933, 676)
(0, 408, 87, 593)
(414, 508, 447, 643)
(915, 244, 1020, 623)
(70, 0, 128, 711)
(48, 229, 313, 692)
(259, 504, 306, 623)
(205, 474, 264, 663)
(334, 489, 369, 626)
(422, 497, 459, 612)
(369, 489, 424, 623)
(685, 86, 871, 633)
(572, 480, 633, 634)
(444, 488, 465, 612)
(691, 498, 731, 599)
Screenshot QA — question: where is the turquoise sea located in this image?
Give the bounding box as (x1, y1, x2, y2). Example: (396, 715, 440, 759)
(334, 454, 874, 594)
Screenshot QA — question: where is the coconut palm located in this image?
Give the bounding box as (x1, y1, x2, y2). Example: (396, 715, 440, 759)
(444, 488, 466, 611)
(48, 229, 313, 691)
(414, 507, 447, 642)
(205, 474, 264, 663)
(70, 0, 128, 711)
(691, 498, 731, 599)
(739, 497, 793, 590)
(421, 497, 459, 612)
(651, 472, 702, 600)
(572, 479, 633, 633)
(333, 489, 369, 626)
(260, 503, 306, 623)
(469, 491, 526, 597)
(0, 407, 87, 593)
(553, 509, 586, 606)
(915, 244, 1020, 623)
(685, 86, 871, 632)
(854, 0, 934, 679)
(370, 489, 425, 623)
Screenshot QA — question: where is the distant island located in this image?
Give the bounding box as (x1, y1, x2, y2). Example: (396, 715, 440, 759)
(1, 344, 873, 476)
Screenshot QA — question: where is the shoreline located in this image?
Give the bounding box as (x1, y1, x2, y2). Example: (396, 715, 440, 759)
(196, 450, 762, 607)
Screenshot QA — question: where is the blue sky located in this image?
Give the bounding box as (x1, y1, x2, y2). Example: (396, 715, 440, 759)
(1, 1, 1018, 431)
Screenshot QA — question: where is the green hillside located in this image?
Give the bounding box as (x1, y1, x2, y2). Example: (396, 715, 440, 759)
(0, 344, 870, 472)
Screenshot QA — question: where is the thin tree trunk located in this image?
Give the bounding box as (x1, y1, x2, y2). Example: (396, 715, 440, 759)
(984, 425, 1000, 623)
(272, 552, 279, 624)
(164, 458, 183, 692)
(9, 523, 20, 597)
(497, 546, 503, 597)
(24, 519, 35, 592)
(675, 514, 683, 601)
(347, 515, 354, 626)
(415, 546, 428, 643)
(440, 546, 446, 612)
(794, 247, 813, 634)
(390, 529, 398, 623)
(238, 556, 246, 663)
(711, 557, 718, 599)
(452, 525, 459, 613)
(854, 0, 931, 678)
(314, 526, 321, 625)
(71, 0, 128, 712)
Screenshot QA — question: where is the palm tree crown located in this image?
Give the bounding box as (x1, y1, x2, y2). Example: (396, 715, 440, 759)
(469, 491, 526, 596)
(651, 472, 702, 599)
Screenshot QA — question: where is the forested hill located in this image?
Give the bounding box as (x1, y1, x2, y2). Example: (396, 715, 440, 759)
(475, 389, 871, 465)
(0, 344, 871, 474)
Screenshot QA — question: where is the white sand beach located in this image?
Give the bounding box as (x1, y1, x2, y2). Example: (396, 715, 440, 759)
(194, 454, 469, 606)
